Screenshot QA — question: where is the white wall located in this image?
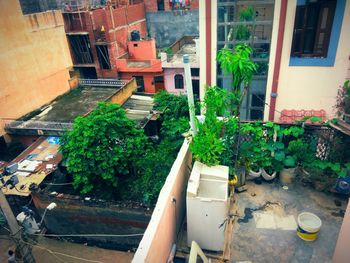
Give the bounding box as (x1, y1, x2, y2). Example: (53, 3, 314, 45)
(264, 0, 350, 121)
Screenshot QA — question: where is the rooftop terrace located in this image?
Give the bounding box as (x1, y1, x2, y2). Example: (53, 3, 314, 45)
(3, 79, 138, 136)
(161, 36, 199, 68)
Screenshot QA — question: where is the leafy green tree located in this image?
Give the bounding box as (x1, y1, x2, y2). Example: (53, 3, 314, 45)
(60, 102, 149, 197)
(217, 44, 257, 115)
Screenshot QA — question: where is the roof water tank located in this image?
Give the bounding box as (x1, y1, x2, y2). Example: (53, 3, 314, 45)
(131, 30, 140, 41)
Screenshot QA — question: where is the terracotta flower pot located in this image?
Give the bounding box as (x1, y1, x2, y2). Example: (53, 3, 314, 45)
(280, 167, 296, 184)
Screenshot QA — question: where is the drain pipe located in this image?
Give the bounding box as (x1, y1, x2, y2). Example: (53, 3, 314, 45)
(268, 0, 288, 121)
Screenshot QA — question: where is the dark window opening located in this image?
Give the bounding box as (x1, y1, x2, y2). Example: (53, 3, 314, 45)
(174, 74, 184, 89)
(191, 68, 200, 77)
(157, 0, 165, 11)
(68, 35, 94, 64)
(192, 80, 200, 100)
(133, 76, 145, 92)
(252, 94, 265, 107)
(250, 109, 264, 120)
(96, 45, 111, 69)
(133, 43, 138, 47)
(291, 0, 336, 58)
(74, 67, 97, 79)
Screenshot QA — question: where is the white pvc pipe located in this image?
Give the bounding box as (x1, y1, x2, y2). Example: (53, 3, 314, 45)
(183, 54, 197, 136)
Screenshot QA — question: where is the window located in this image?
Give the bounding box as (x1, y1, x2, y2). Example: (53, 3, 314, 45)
(174, 74, 184, 89)
(291, 0, 336, 58)
(157, 0, 164, 11)
(68, 35, 94, 64)
(96, 45, 111, 69)
(191, 68, 200, 77)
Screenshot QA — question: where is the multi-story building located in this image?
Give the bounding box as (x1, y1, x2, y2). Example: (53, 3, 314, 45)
(199, 0, 350, 121)
(160, 36, 200, 98)
(0, 0, 73, 138)
(144, 0, 200, 48)
(62, 0, 163, 93)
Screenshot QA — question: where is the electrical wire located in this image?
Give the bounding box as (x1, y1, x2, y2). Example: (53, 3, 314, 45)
(33, 233, 144, 237)
(20, 239, 104, 263)
(43, 182, 74, 186)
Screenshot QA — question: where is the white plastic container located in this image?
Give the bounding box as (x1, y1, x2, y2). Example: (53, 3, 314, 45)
(186, 161, 229, 251)
(297, 212, 322, 241)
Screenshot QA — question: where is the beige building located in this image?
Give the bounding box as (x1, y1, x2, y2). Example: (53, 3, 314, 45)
(0, 0, 72, 136)
(199, 0, 350, 122)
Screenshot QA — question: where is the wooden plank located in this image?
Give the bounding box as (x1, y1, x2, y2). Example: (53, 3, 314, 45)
(329, 120, 350, 136)
(223, 186, 238, 261)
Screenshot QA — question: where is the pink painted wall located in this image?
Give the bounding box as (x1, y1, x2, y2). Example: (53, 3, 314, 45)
(164, 68, 199, 95)
(132, 141, 192, 263)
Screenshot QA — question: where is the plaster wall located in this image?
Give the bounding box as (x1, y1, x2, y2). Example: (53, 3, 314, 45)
(119, 72, 161, 94)
(127, 39, 157, 60)
(263, 0, 350, 121)
(0, 1, 72, 136)
(164, 68, 199, 95)
(133, 141, 192, 263)
(333, 201, 350, 263)
(145, 11, 199, 48)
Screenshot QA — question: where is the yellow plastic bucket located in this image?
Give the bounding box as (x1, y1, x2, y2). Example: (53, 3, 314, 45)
(297, 212, 322, 241)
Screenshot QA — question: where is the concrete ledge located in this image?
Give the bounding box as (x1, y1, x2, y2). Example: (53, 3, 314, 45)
(133, 140, 192, 263)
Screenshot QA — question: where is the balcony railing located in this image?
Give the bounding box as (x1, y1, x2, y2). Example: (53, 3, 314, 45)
(3, 119, 73, 136)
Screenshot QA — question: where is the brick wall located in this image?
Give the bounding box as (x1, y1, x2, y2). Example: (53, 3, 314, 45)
(64, 3, 146, 79)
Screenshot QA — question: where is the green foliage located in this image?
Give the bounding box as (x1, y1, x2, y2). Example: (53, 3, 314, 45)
(121, 138, 180, 204)
(217, 44, 257, 91)
(335, 80, 350, 115)
(154, 90, 189, 120)
(60, 102, 149, 197)
(239, 6, 254, 21)
(235, 6, 254, 41)
(217, 44, 257, 116)
(119, 91, 190, 204)
(190, 86, 226, 166)
(164, 47, 174, 55)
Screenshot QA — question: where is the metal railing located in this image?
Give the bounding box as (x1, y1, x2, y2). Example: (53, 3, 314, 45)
(79, 78, 128, 87)
(4, 120, 73, 131)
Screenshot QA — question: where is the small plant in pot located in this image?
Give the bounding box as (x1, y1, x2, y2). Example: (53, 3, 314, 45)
(335, 80, 350, 124)
(280, 155, 297, 184)
(190, 86, 228, 166)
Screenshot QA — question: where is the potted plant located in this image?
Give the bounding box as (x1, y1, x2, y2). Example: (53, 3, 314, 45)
(335, 80, 350, 124)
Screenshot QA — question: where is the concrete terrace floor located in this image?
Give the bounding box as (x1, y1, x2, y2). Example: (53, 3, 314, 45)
(19, 87, 119, 122)
(230, 180, 347, 263)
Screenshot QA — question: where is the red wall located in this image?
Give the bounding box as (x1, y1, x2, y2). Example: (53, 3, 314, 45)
(128, 39, 156, 60)
(120, 72, 163, 93)
(64, 3, 147, 79)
